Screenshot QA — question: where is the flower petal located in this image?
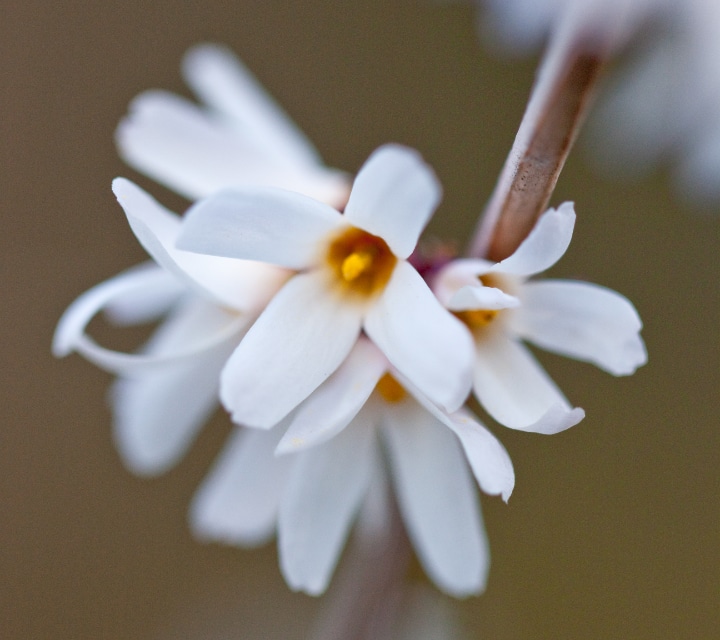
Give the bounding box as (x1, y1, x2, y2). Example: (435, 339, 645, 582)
(114, 178, 288, 311)
(190, 423, 292, 546)
(473, 334, 585, 433)
(176, 188, 343, 270)
(513, 280, 647, 375)
(432, 258, 494, 307)
(382, 400, 489, 597)
(116, 90, 349, 206)
(102, 263, 184, 325)
(343, 144, 441, 259)
(278, 418, 375, 595)
(364, 261, 473, 412)
(491, 202, 575, 277)
(53, 264, 247, 375)
(276, 339, 387, 454)
(448, 285, 520, 312)
(182, 44, 322, 169)
(111, 299, 240, 475)
(220, 271, 363, 429)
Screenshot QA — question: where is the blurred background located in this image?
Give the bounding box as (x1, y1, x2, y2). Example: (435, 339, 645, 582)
(1, 1, 718, 638)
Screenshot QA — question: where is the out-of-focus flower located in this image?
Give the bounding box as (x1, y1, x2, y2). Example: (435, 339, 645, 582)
(478, 0, 720, 205)
(54, 44, 352, 475)
(117, 43, 349, 207)
(192, 338, 514, 597)
(176, 143, 475, 427)
(435, 203, 647, 433)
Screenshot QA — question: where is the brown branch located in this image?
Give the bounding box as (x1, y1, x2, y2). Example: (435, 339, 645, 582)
(470, 27, 612, 262)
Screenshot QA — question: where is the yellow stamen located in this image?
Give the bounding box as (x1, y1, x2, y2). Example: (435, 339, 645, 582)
(455, 308, 498, 329)
(341, 250, 374, 281)
(376, 373, 406, 403)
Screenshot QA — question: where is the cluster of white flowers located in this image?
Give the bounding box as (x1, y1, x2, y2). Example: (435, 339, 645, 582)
(53, 44, 646, 597)
(479, 0, 720, 205)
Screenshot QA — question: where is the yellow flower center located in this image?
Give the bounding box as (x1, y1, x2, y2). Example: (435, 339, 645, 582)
(454, 308, 498, 329)
(326, 227, 397, 297)
(376, 372, 407, 403)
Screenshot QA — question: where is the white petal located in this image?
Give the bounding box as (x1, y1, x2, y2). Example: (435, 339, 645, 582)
(364, 261, 473, 412)
(111, 299, 240, 475)
(514, 280, 647, 375)
(220, 271, 363, 429)
(448, 285, 520, 312)
(276, 339, 387, 454)
(114, 178, 288, 311)
(278, 419, 375, 595)
(190, 424, 292, 546)
(116, 90, 350, 206)
(343, 144, 441, 259)
(382, 401, 488, 597)
(491, 202, 575, 277)
(103, 263, 183, 325)
(182, 44, 322, 169)
(53, 264, 247, 375)
(432, 258, 494, 307)
(473, 334, 585, 434)
(176, 188, 343, 270)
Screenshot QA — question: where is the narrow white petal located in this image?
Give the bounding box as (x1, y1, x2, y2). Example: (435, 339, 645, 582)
(514, 280, 647, 375)
(53, 263, 171, 357)
(114, 178, 288, 311)
(103, 263, 183, 325)
(343, 145, 441, 259)
(279, 419, 375, 595)
(190, 424, 292, 546)
(53, 264, 246, 375)
(176, 188, 343, 270)
(220, 272, 362, 429)
(382, 401, 488, 597)
(448, 285, 520, 312)
(364, 261, 473, 412)
(491, 202, 576, 276)
(182, 44, 322, 168)
(473, 334, 585, 434)
(116, 90, 351, 206)
(276, 339, 387, 454)
(432, 258, 494, 307)
(111, 299, 240, 475)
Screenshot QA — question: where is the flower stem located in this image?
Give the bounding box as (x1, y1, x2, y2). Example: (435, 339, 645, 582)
(469, 22, 612, 261)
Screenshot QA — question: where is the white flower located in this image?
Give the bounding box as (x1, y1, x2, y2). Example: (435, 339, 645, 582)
(176, 143, 475, 428)
(117, 43, 349, 207)
(434, 203, 647, 433)
(54, 44, 352, 475)
(191, 338, 514, 597)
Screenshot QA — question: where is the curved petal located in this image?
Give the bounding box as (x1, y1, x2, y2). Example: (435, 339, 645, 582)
(343, 145, 441, 259)
(111, 299, 240, 475)
(102, 263, 184, 325)
(53, 264, 247, 375)
(432, 258, 493, 307)
(448, 285, 520, 312)
(364, 261, 473, 412)
(491, 202, 575, 277)
(177, 188, 343, 270)
(220, 271, 363, 429)
(513, 280, 647, 375)
(382, 401, 489, 597)
(114, 178, 288, 311)
(276, 339, 387, 454)
(116, 90, 350, 206)
(190, 424, 292, 546)
(278, 419, 375, 595)
(473, 335, 585, 434)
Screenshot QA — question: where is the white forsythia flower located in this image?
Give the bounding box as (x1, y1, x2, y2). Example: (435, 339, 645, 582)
(117, 43, 349, 207)
(435, 203, 647, 433)
(192, 338, 514, 597)
(54, 44, 351, 474)
(176, 143, 475, 426)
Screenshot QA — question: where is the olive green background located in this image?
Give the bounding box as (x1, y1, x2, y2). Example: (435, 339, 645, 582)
(2, 1, 718, 638)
